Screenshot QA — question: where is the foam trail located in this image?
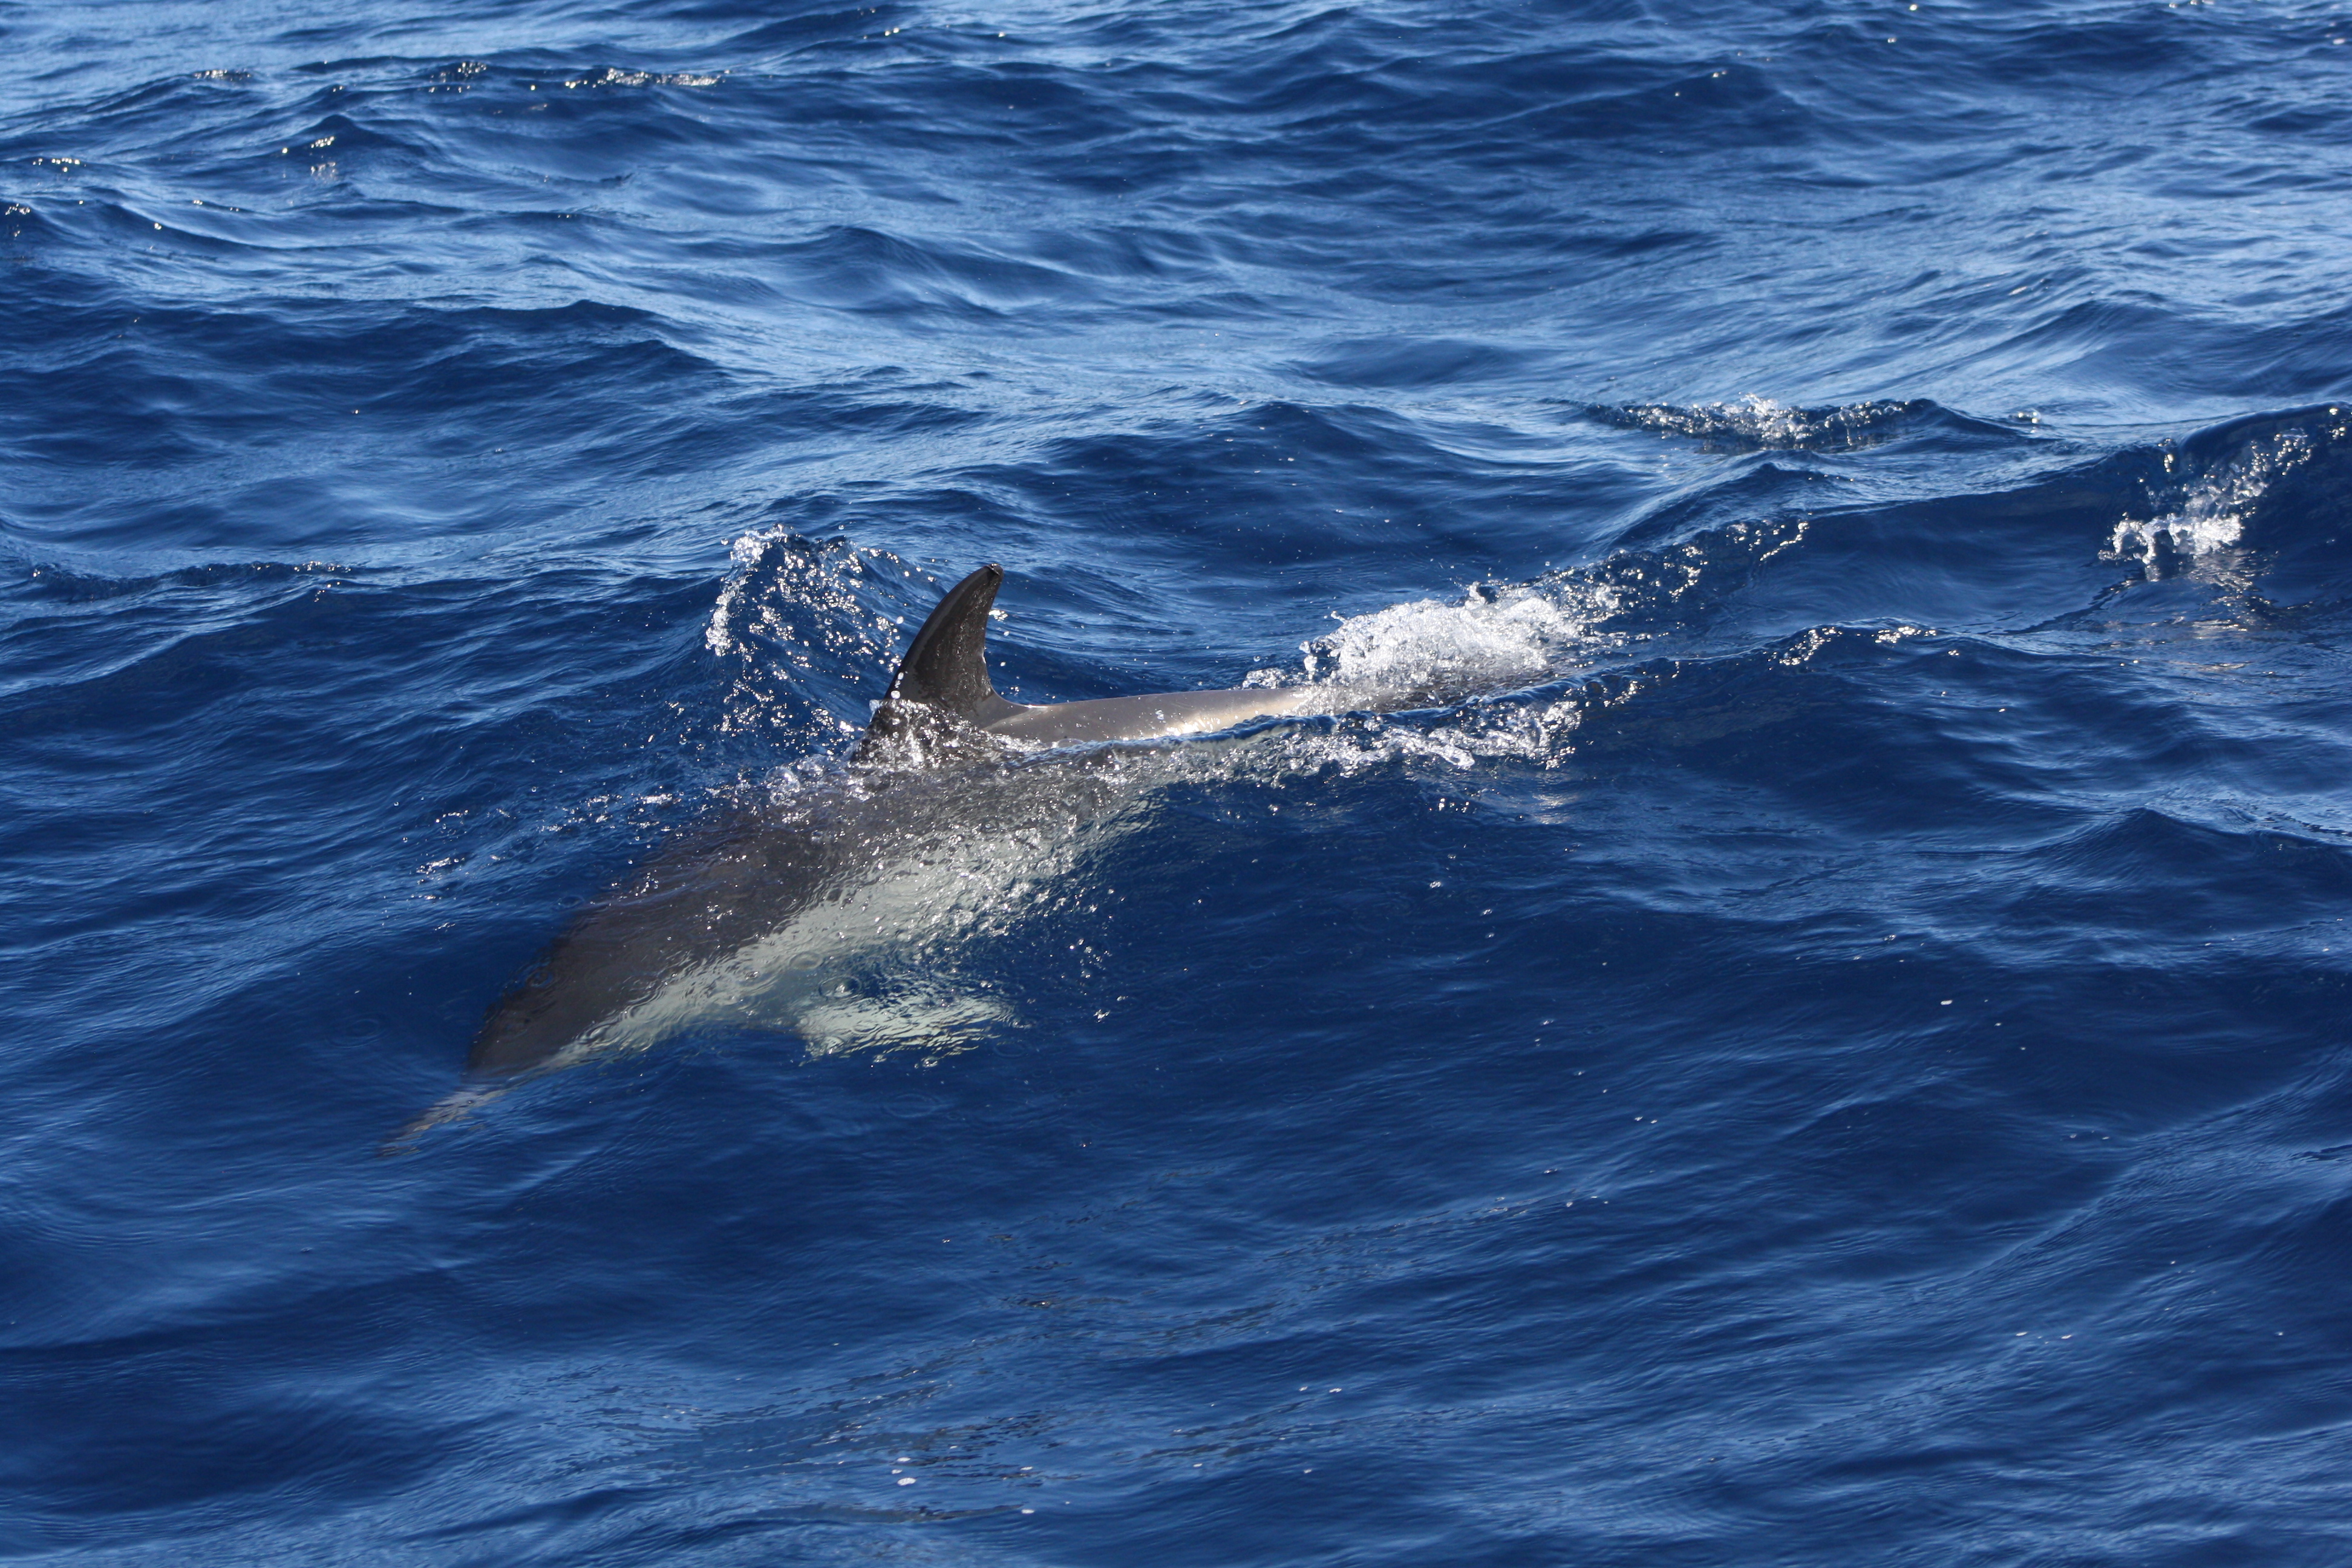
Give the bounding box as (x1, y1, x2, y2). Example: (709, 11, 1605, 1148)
(1266, 580, 1623, 711)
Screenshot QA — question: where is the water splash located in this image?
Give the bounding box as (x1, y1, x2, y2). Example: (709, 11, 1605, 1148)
(1275, 579, 1624, 710)
(1604, 396, 1936, 452)
(561, 68, 725, 90)
(707, 529, 912, 742)
(2109, 429, 2315, 575)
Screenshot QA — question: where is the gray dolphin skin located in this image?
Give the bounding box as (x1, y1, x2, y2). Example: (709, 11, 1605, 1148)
(397, 564, 1333, 1141)
(857, 563, 1319, 752)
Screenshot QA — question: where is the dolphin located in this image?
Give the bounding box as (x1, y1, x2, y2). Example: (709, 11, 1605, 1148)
(395, 564, 1338, 1142)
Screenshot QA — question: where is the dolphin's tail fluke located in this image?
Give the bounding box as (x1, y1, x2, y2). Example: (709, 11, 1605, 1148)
(379, 1080, 509, 1157)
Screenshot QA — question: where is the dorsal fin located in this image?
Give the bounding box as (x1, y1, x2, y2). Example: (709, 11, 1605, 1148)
(877, 564, 1024, 728)
(857, 564, 1027, 763)
(864, 563, 1330, 762)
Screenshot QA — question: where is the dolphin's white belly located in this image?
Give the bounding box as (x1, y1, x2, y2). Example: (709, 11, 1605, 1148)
(556, 790, 1131, 1067)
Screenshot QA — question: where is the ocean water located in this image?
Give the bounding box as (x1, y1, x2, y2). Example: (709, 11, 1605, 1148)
(8, 0, 2352, 1561)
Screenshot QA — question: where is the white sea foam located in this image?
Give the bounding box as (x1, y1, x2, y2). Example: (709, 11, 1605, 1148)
(704, 528, 773, 658)
(1274, 579, 1622, 711)
(563, 67, 725, 89)
(2109, 430, 2313, 572)
(1615, 395, 1923, 451)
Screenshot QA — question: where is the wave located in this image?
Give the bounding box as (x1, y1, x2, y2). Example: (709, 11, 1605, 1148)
(1591, 396, 2025, 454)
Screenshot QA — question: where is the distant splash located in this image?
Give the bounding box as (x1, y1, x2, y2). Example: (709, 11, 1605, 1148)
(1593, 395, 1997, 452)
(560, 67, 727, 90)
(2108, 417, 2338, 575)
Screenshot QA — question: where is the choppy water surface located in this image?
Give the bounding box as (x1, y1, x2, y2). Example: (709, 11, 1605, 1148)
(8, 1, 2352, 1561)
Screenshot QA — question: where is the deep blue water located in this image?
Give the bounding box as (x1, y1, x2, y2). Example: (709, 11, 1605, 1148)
(9, 0, 2352, 1561)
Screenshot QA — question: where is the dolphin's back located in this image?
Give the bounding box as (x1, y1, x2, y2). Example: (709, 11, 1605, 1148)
(864, 564, 1321, 753)
(985, 686, 1316, 744)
